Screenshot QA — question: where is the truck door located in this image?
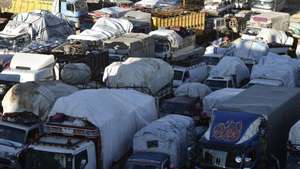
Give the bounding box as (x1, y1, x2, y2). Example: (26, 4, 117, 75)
(75, 150, 88, 169)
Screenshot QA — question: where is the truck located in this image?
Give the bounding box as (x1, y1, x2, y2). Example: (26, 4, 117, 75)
(160, 82, 212, 123)
(251, 0, 286, 12)
(103, 33, 155, 62)
(0, 0, 90, 30)
(149, 28, 205, 60)
(0, 81, 78, 169)
(21, 89, 157, 169)
(205, 56, 250, 91)
(103, 57, 174, 99)
(0, 10, 74, 54)
(173, 62, 208, 88)
(203, 0, 234, 16)
(245, 11, 290, 33)
(125, 114, 196, 169)
(197, 85, 300, 169)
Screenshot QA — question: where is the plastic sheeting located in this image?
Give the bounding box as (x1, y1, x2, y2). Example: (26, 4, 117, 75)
(251, 63, 296, 87)
(174, 82, 212, 99)
(233, 39, 269, 61)
(68, 18, 133, 41)
(289, 121, 300, 145)
(0, 10, 74, 41)
(202, 88, 245, 117)
(48, 89, 157, 169)
(256, 28, 294, 46)
(103, 57, 174, 94)
(61, 63, 91, 85)
(149, 29, 183, 48)
(2, 81, 78, 120)
(133, 114, 195, 168)
(209, 56, 250, 85)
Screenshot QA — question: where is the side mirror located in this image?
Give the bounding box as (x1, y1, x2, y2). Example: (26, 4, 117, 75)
(80, 159, 87, 169)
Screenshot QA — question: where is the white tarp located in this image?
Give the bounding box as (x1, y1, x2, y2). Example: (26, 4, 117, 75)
(133, 114, 195, 168)
(202, 88, 245, 117)
(233, 39, 269, 61)
(61, 63, 91, 85)
(209, 56, 250, 85)
(68, 18, 133, 41)
(2, 81, 78, 120)
(251, 63, 296, 87)
(98, 6, 132, 18)
(149, 29, 183, 48)
(103, 57, 174, 94)
(289, 120, 300, 145)
(174, 82, 212, 99)
(297, 45, 300, 58)
(256, 28, 294, 46)
(135, 0, 180, 8)
(0, 10, 74, 41)
(48, 89, 157, 169)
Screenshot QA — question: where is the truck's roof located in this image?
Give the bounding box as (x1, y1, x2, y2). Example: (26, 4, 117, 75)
(251, 11, 289, 19)
(216, 85, 300, 117)
(0, 119, 39, 131)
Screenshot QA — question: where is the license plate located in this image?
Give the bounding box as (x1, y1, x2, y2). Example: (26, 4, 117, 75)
(203, 148, 227, 168)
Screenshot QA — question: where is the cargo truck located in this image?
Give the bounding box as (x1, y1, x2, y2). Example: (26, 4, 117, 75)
(0, 0, 90, 30)
(125, 115, 196, 169)
(21, 89, 157, 169)
(197, 85, 300, 169)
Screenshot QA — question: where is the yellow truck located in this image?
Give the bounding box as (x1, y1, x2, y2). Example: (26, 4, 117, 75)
(0, 0, 52, 13)
(151, 9, 207, 32)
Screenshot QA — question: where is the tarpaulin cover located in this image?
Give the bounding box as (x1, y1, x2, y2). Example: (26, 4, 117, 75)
(48, 89, 157, 169)
(289, 22, 300, 37)
(256, 28, 294, 46)
(233, 39, 269, 61)
(68, 18, 133, 41)
(214, 85, 300, 168)
(149, 29, 183, 48)
(61, 63, 91, 85)
(202, 88, 244, 117)
(289, 121, 300, 145)
(0, 10, 74, 41)
(103, 57, 174, 94)
(251, 63, 296, 87)
(133, 114, 195, 168)
(2, 81, 78, 120)
(98, 6, 132, 18)
(174, 82, 212, 99)
(209, 56, 250, 85)
(297, 45, 300, 58)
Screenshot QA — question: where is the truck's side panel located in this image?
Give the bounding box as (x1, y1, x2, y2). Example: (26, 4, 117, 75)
(1, 0, 53, 13)
(152, 12, 206, 31)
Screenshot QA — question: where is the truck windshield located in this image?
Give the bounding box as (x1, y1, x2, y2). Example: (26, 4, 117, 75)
(0, 37, 13, 49)
(125, 163, 160, 169)
(0, 124, 26, 144)
(206, 80, 228, 89)
(23, 150, 72, 169)
(173, 70, 183, 81)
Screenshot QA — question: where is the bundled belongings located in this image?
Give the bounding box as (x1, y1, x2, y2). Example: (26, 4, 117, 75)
(2, 81, 78, 121)
(68, 17, 133, 41)
(103, 57, 173, 95)
(135, 0, 180, 8)
(174, 82, 212, 99)
(60, 63, 91, 85)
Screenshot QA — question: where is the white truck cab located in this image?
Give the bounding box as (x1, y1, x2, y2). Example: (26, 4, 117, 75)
(173, 63, 208, 88)
(24, 136, 96, 169)
(0, 119, 41, 169)
(205, 76, 236, 91)
(0, 53, 55, 83)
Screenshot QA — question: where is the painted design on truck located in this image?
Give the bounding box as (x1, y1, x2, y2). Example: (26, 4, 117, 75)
(212, 120, 243, 142)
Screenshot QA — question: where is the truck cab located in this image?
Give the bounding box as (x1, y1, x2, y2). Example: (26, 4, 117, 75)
(0, 119, 41, 169)
(23, 136, 96, 169)
(173, 63, 208, 88)
(205, 76, 236, 91)
(124, 152, 170, 169)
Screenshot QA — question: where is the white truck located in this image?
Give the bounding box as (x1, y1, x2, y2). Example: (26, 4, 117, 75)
(21, 89, 157, 169)
(124, 114, 196, 169)
(173, 62, 208, 88)
(103, 33, 155, 62)
(203, 0, 234, 16)
(205, 56, 250, 91)
(103, 57, 174, 98)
